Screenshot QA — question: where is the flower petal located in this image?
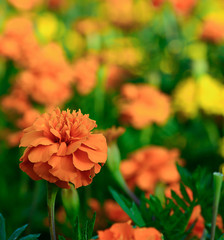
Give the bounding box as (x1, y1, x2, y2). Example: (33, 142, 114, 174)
(83, 134, 107, 150)
(48, 155, 77, 182)
(28, 144, 59, 163)
(20, 160, 41, 181)
(20, 130, 53, 147)
(33, 162, 58, 183)
(79, 145, 107, 163)
(72, 150, 95, 171)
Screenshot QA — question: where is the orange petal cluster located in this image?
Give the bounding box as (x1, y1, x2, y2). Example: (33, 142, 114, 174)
(201, 20, 224, 43)
(0, 17, 39, 64)
(97, 221, 162, 240)
(73, 56, 99, 95)
(19, 108, 107, 189)
(152, 0, 197, 15)
(8, 0, 43, 10)
(119, 84, 171, 129)
(120, 146, 181, 193)
(88, 198, 129, 230)
(17, 43, 73, 106)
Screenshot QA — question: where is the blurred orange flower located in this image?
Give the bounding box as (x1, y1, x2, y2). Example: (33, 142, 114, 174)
(119, 84, 171, 129)
(0, 17, 39, 64)
(88, 198, 129, 229)
(1, 87, 31, 114)
(106, 65, 130, 90)
(17, 43, 73, 106)
(201, 20, 224, 43)
(19, 108, 107, 189)
(8, 0, 43, 10)
(152, 0, 197, 15)
(120, 146, 181, 193)
(73, 56, 99, 95)
(104, 200, 130, 223)
(97, 221, 162, 240)
(169, 0, 197, 15)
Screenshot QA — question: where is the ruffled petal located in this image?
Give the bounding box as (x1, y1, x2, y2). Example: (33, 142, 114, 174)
(83, 134, 107, 150)
(48, 155, 77, 182)
(79, 145, 107, 163)
(66, 140, 83, 155)
(33, 162, 58, 183)
(20, 130, 53, 147)
(73, 150, 95, 171)
(28, 144, 59, 163)
(20, 160, 41, 181)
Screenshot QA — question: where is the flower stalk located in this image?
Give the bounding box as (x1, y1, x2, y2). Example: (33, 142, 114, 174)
(47, 183, 59, 240)
(107, 142, 140, 205)
(211, 172, 223, 240)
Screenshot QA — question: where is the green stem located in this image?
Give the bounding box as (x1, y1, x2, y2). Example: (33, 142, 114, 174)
(47, 183, 59, 240)
(211, 172, 223, 240)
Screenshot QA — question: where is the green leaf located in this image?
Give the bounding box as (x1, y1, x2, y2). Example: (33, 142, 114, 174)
(0, 214, 6, 240)
(218, 234, 224, 240)
(87, 212, 96, 240)
(180, 183, 191, 204)
(58, 236, 66, 240)
(109, 187, 145, 227)
(171, 190, 188, 210)
(19, 234, 40, 240)
(8, 224, 28, 240)
(72, 218, 81, 240)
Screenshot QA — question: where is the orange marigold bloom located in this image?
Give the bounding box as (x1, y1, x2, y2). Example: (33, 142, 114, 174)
(0, 17, 39, 64)
(8, 0, 43, 10)
(169, 0, 197, 15)
(104, 200, 130, 223)
(119, 84, 171, 129)
(97, 222, 162, 240)
(19, 108, 107, 189)
(17, 43, 73, 106)
(120, 146, 181, 193)
(73, 56, 99, 95)
(201, 20, 224, 43)
(187, 205, 205, 239)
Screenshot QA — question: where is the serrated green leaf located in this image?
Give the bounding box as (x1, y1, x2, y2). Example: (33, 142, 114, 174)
(109, 187, 145, 227)
(171, 190, 188, 210)
(0, 213, 6, 240)
(8, 224, 28, 240)
(19, 234, 40, 240)
(180, 183, 191, 204)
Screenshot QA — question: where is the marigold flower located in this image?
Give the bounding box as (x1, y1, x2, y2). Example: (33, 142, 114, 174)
(120, 146, 181, 193)
(104, 200, 130, 223)
(17, 43, 73, 106)
(19, 108, 107, 189)
(8, 0, 43, 10)
(97, 221, 162, 240)
(73, 56, 99, 95)
(119, 84, 171, 129)
(0, 17, 39, 64)
(201, 20, 224, 43)
(106, 65, 130, 90)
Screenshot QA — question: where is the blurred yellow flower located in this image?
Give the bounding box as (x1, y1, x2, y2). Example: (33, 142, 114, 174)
(173, 78, 198, 118)
(35, 13, 62, 42)
(198, 75, 224, 115)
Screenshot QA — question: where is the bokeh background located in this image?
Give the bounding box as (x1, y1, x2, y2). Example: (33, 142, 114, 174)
(1, 0, 224, 239)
